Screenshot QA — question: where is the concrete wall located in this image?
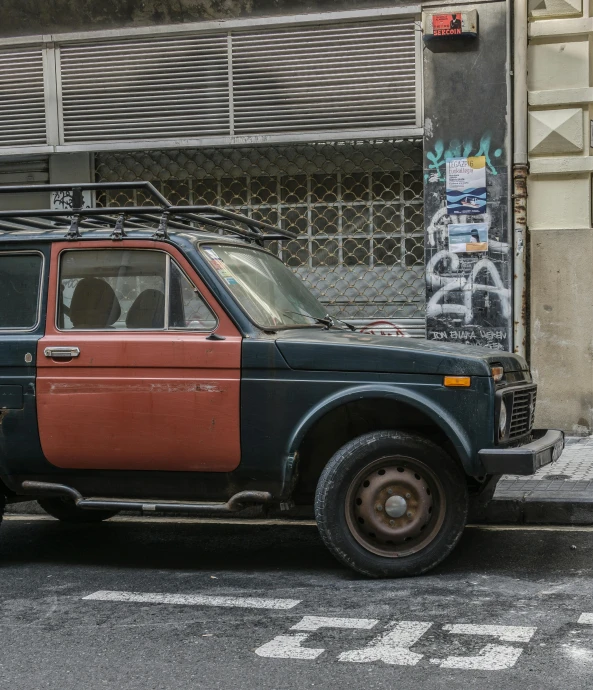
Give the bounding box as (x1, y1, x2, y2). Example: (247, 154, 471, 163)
(527, 0, 593, 433)
(423, 1, 511, 350)
(0, 0, 403, 36)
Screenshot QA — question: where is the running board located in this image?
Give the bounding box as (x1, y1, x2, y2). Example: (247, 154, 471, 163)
(20, 481, 273, 515)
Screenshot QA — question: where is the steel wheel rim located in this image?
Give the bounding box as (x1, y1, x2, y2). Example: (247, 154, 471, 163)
(345, 455, 446, 558)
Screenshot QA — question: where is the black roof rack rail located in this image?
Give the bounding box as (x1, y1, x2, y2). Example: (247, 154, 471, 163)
(0, 182, 296, 244)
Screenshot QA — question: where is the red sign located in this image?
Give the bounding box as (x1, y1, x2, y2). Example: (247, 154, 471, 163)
(432, 13, 463, 36)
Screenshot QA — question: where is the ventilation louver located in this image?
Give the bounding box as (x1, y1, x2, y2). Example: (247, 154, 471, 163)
(231, 20, 417, 135)
(59, 34, 230, 142)
(0, 47, 47, 146)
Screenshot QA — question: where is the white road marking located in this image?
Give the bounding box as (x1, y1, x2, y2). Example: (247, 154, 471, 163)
(339, 621, 432, 666)
(442, 624, 536, 643)
(435, 625, 537, 670)
(439, 643, 525, 671)
(255, 616, 378, 660)
(256, 633, 323, 660)
(83, 590, 300, 610)
(292, 616, 378, 632)
(578, 613, 593, 624)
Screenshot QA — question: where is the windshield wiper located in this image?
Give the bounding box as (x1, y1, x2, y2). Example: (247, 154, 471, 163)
(329, 315, 357, 332)
(282, 310, 357, 331)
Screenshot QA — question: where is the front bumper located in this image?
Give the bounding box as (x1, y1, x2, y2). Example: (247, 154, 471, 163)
(478, 429, 565, 475)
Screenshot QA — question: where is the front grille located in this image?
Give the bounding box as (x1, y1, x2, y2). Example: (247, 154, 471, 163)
(508, 386, 537, 440)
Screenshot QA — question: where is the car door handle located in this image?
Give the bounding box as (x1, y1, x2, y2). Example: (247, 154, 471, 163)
(44, 346, 81, 359)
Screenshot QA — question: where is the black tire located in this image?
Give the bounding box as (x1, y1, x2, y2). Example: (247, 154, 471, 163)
(38, 497, 119, 524)
(314, 430, 468, 578)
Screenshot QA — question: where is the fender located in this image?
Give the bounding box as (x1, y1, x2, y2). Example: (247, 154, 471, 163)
(281, 384, 474, 496)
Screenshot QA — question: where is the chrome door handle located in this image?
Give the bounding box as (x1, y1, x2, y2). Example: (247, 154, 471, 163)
(44, 346, 80, 359)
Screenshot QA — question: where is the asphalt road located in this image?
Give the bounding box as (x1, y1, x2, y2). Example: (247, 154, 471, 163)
(1, 515, 593, 690)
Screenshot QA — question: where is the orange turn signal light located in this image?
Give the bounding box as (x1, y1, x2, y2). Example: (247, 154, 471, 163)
(444, 376, 471, 388)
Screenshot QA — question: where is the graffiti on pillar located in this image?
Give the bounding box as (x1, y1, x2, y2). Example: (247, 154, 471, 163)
(423, 11, 510, 350)
(426, 248, 510, 350)
(424, 140, 511, 350)
(425, 133, 504, 183)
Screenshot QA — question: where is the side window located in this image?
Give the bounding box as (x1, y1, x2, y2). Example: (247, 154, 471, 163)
(0, 253, 43, 330)
(58, 249, 216, 332)
(59, 250, 166, 330)
(169, 261, 217, 331)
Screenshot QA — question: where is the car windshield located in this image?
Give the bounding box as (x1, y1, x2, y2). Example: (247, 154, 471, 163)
(199, 243, 328, 329)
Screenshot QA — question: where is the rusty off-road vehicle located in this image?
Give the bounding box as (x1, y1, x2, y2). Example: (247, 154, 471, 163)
(0, 182, 563, 577)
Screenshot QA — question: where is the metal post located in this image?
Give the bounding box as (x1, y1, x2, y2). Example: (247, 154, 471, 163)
(513, 0, 529, 359)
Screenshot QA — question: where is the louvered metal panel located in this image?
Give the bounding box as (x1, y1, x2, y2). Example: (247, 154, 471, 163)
(0, 48, 46, 147)
(59, 34, 230, 142)
(231, 20, 418, 135)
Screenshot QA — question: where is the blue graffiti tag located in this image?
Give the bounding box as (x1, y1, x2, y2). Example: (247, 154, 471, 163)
(426, 133, 502, 182)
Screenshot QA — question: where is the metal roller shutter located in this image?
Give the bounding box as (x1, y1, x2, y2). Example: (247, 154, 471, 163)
(231, 20, 418, 135)
(0, 47, 46, 147)
(0, 156, 49, 210)
(58, 17, 418, 145)
(58, 34, 230, 142)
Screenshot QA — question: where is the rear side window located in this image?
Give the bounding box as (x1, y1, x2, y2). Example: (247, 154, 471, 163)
(0, 253, 43, 330)
(58, 249, 216, 331)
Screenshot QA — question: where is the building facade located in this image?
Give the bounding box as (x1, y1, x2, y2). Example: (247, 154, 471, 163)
(526, 0, 593, 434)
(0, 1, 518, 406)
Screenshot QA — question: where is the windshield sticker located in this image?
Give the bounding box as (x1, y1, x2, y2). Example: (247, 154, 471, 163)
(205, 251, 240, 286)
(203, 247, 222, 261)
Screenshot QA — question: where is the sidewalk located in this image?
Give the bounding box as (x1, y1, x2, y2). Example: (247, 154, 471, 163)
(488, 436, 593, 524)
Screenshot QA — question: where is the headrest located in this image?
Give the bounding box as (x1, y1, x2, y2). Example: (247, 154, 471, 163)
(125, 289, 165, 329)
(69, 278, 121, 328)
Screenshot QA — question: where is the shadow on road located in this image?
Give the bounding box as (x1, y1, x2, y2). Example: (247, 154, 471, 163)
(1, 518, 592, 580)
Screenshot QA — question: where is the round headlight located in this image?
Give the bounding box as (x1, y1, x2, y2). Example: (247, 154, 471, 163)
(499, 400, 508, 439)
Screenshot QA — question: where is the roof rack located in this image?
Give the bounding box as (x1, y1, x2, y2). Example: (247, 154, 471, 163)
(0, 182, 296, 244)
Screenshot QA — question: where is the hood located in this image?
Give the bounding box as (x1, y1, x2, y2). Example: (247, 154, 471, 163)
(274, 329, 528, 377)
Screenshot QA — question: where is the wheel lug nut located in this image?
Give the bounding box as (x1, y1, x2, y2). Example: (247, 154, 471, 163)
(405, 493, 411, 499)
(376, 504, 383, 512)
(387, 488, 393, 495)
(407, 512, 413, 518)
(389, 519, 395, 526)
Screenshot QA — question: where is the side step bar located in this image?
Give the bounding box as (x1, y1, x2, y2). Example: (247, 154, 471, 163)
(20, 481, 273, 515)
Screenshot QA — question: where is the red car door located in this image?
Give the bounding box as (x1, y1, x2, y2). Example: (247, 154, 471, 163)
(36, 240, 241, 472)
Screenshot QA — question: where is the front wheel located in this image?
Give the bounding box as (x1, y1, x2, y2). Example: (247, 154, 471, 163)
(314, 430, 468, 577)
(38, 497, 119, 524)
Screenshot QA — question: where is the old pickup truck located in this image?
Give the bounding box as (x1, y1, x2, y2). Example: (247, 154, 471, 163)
(0, 182, 563, 577)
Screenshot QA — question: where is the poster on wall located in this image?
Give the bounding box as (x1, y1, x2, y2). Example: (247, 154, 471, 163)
(446, 156, 486, 215)
(448, 223, 488, 253)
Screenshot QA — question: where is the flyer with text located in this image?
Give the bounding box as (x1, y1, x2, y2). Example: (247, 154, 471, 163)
(446, 156, 486, 215)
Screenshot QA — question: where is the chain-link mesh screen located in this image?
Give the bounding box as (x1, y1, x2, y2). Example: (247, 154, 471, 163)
(95, 139, 425, 327)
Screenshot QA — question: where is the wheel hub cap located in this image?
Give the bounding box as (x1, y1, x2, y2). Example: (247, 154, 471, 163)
(345, 459, 445, 558)
(384, 495, 408, 518)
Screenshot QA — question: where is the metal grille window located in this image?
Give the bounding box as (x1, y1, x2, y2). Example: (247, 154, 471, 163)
(95, 139, 425, 329)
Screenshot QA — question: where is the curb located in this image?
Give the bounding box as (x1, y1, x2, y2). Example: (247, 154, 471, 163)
(476, 497, 593, 525)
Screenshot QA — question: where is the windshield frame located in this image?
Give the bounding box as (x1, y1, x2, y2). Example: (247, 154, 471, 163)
(195, 240, 328, 332)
